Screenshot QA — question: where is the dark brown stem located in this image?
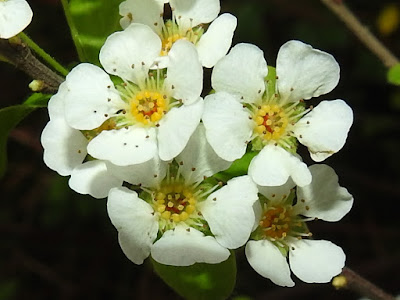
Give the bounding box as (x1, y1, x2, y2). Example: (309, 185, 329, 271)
(0, 38, 64, 94)
(334, 267, 396, 300)
(321, 0, 399, 68)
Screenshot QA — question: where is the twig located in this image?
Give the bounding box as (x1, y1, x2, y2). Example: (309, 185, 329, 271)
(0, 38, 64, 94)
(332, 267, 396, 300)
(321, 0, 399, 68)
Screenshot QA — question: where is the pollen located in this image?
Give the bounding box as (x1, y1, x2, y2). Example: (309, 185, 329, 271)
(154, 183, 198, 224)
(130, 90, 167, 126)
(253, 104, 289, 142)
(259, 206, 293, 240)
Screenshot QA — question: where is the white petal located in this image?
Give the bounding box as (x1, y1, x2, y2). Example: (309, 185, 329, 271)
(295, 164, 353, 221)
(0, 0, 32, 39)
(151, 225, 230, 266)
(47, 81, 67, 120)
(289, 239, 345, 283)
(107, 156, 167, 188)
(294, 100, 353, 162)
(64, 63, 121, 130)
(200, 176, 259, 249)
(276, 40, 340, 103)
(157, 98, 203, 161)
(87, 127, 157, 166)
(248, 145, 312, 187)
(245, 240, 294, 287)
(108, 187, 159, 264)
(99, 23, 161, 83)
(202, 92, 253, 161)
(176, 123, 231, 184)
(164, 40, 203, 105)
(41, 117, 88, 176)
(170, 0, 220, 30)
(196, 13, 237, 68)
(119, 0, 164, 33)
(68, 160, 123, 198)
(212, 43, 268, 104)
(257, 177, 296, 203)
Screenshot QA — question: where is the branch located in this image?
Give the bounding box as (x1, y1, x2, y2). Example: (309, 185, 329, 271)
(0, 38, 64, 94)
(333, 267, 396, 300)
(321, 0, 399, 68)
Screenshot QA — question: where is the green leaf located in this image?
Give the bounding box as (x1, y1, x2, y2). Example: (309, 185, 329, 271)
(0, 93, 51, 178)
(151, 252, 236, 300)
(387, 64, 400, 85)
(214, 151, 258, 182)
(23, 92, 52, 107)
(65, 0, 123, 64)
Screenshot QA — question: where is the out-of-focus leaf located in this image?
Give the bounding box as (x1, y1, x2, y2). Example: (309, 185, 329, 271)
(66, 0, 123, 64)
(151, 252, 236, 300)
(387, 64, 400, 85)
(0, 93, 51, 178)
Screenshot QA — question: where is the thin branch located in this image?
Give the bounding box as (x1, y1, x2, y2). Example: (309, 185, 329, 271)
(333, 267, 396, 300)
(18, 32, 69, 77)
(321, 0, 399, 68)
(0, 39, 64, 94)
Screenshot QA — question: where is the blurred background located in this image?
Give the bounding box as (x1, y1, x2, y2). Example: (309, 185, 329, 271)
(0, 0, 399, 299)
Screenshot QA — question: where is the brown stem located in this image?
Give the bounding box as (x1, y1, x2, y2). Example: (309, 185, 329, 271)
(321, 0, 399, 68)
(333, 267, 396, 300)
(0, 38, 64, 94)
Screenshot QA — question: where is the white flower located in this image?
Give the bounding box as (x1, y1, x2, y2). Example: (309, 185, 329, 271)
(202, 41, 353, 187)
(119, 0, 237, 68)
(245, 164, 354, 286)
(41, 82, 123, 199)
(0, 0, 32, 39)
(62, 23, 204, 166)
(107, 124, 260, 266)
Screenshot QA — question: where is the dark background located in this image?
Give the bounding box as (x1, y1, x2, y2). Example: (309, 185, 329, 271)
(1, 0, 399, 299)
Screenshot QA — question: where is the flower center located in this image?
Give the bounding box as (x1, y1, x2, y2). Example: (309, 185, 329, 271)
(160, 20, 204, 56)
(259, 205, 293, 240)
(253, 104, 289, 141)
(153, 183, 197, 224)
(129, 90, 168, 125)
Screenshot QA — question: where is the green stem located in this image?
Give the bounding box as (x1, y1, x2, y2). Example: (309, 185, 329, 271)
(61, 0, 86, 62)
(18, 32, 69, 77)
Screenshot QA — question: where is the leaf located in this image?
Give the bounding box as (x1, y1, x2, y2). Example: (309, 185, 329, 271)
(151, 252, 236, 300)
(387, 64, 400, 85)
(214, 151, 258, 182)
(0, 93, 51, 178)
(23, 92, 52, 107)
(66, 0, 123, 65)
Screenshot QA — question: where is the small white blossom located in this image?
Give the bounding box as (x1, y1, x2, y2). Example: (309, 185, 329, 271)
(0, 0, 32, 39)
(41, 83, 123, 199)
(107, 124, 259, 266)
(119, 0, 237, 68)
(245, 164, 353, 286)
(202, 41, 353, 187)
(61, 23, 203, 166)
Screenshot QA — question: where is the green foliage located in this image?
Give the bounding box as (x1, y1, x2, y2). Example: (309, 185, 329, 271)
(387, 63, 400, 85)
(151, 252, 236, 300)
(214, 151, 258, 183)
(0, 93, 51, 178)
(65, 0, 123, 64)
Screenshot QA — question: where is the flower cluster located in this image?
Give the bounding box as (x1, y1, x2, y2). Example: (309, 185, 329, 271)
(41, 0, 354, 287)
